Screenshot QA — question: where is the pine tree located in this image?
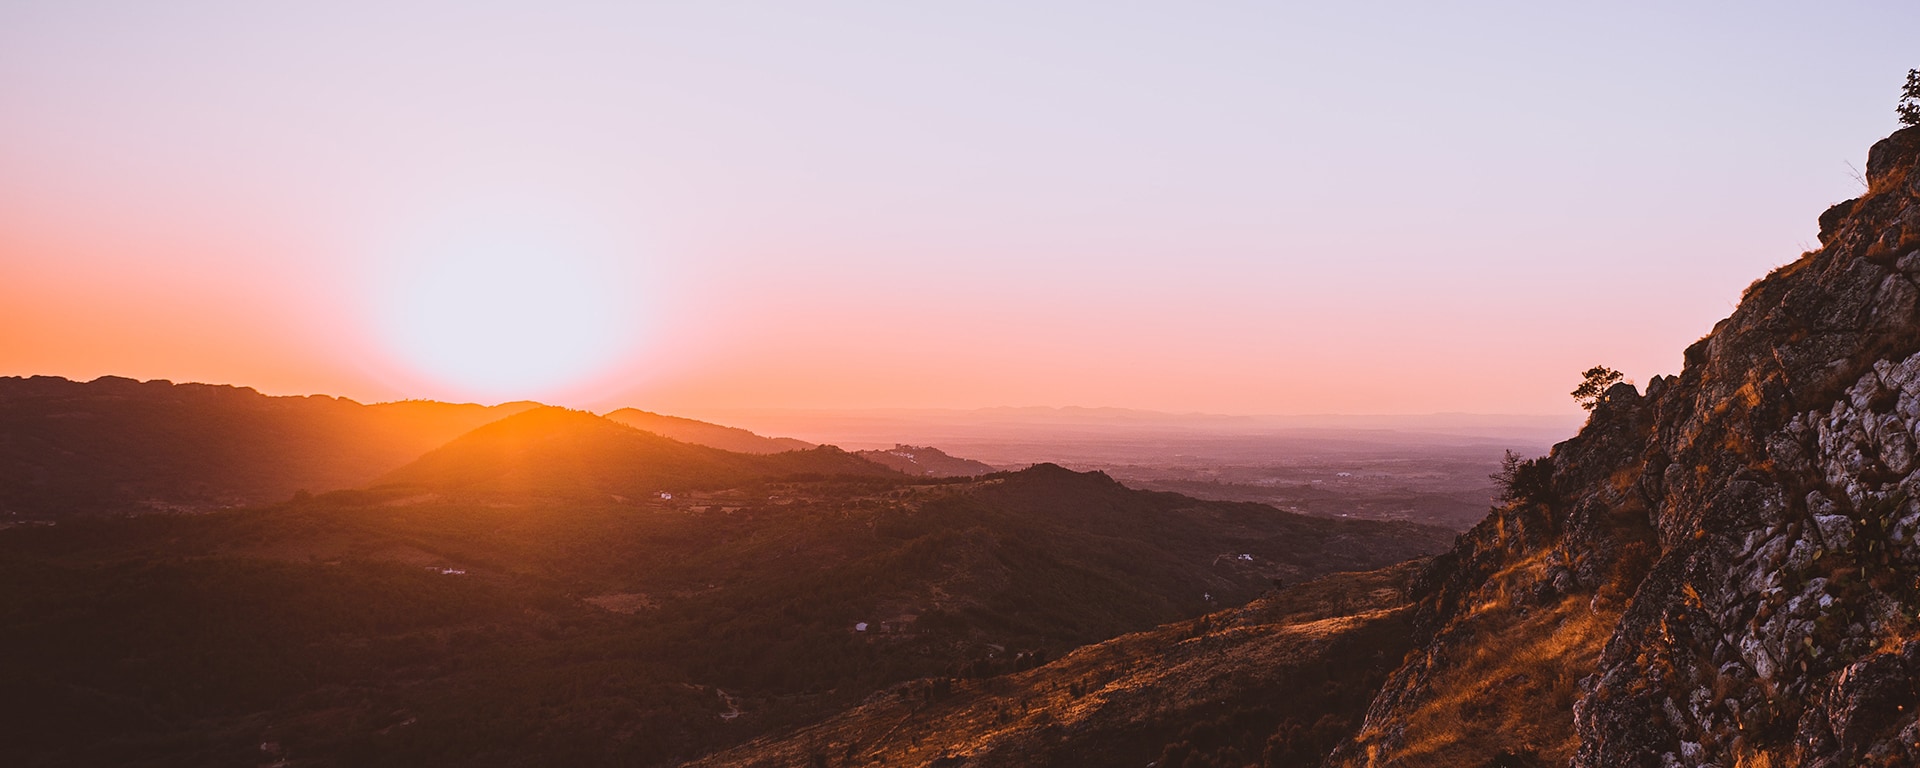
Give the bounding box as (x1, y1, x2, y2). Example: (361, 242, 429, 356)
(1571, 366, 1624, 411)
(1900, 69, 1920, 127)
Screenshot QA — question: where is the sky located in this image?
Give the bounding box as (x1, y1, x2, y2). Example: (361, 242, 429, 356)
(3, 1, 1917, 418)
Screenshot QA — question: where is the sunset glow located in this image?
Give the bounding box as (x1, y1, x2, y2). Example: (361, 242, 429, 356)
(363, 209, 650, 401)
(9, 5, 1920, 766)
(4, 3, 1918, 416)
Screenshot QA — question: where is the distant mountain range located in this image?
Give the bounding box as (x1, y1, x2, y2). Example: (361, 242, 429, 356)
(603, 407, 815, 454)
(686, 406, 1572, 469)
(689, 406, 1581, 450)
(0, 378, 993, 518)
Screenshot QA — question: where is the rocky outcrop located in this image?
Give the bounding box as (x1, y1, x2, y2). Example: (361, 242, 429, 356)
(1337, 126, 1920, 767)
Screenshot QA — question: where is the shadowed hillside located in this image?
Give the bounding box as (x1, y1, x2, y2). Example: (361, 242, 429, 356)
(0, 375, 539, 518)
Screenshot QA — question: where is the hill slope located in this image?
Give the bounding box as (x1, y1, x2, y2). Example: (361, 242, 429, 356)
(603, 407, 815, 454)
(1332, 126, 1920, 767)
(854, 444, 999, 477)
(693, 562, 1424, 768)
(376, 406, 902, 496)
(0, 375, 539, 517)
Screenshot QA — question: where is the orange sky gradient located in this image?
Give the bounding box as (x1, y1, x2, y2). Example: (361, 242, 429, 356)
(5, 3, 1918, 419)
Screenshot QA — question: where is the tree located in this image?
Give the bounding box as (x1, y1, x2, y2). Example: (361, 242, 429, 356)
(1571, 366, 1623, 411)
(1492, 449, 1551, 505)
(1492, 450, 1527, 501)
(1900, 69, 1920, 127)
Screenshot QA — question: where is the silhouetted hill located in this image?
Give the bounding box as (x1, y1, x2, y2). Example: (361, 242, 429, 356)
(0, 375, 539, 518)
(603, 407, 815, 454)
(853, 444, 998, 476)
(0, 460, 1452, 766)
(376, 406, 902, 496)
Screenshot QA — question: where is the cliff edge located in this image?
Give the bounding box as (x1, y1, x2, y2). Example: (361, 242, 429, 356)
(1335, 125, 1920, 768)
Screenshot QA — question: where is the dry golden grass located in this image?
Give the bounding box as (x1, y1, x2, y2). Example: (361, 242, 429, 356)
(1732, 748, 1785, 768)
(1349, 552, 1617, 768)
(688, 563, 1425, 768)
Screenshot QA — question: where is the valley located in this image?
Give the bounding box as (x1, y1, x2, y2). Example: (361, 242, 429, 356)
(0, 393, 1454, 766)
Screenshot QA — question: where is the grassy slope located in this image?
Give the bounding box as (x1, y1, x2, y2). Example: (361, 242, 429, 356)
(693, 562, 1427, 768)
(1344, 551, 1618, 767)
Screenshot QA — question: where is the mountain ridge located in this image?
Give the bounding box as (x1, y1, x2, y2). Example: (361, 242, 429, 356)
(376, 406, 905, 496)
(0, 375, 542, 517)
(603, 407, 816, 454)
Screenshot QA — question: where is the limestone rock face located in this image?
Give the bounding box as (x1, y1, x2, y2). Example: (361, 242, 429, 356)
(1335, 126, 1920, 767)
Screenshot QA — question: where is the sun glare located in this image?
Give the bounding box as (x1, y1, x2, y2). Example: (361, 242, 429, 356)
(367, 217, 645, 402)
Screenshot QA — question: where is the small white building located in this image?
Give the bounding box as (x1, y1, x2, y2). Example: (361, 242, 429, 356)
(854, 622, 869, 632)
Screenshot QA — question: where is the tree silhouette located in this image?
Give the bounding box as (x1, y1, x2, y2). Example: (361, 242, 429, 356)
(1491, 449, 1552, 505)
(1902, 69, 1920, 127)
(1571, 366, 1624, 411)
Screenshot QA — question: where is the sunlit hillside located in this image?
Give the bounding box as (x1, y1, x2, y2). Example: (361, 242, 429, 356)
(377, 406, 901, 497)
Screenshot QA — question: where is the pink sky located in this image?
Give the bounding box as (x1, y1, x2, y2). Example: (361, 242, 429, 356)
(4, 2, 1916, 418)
